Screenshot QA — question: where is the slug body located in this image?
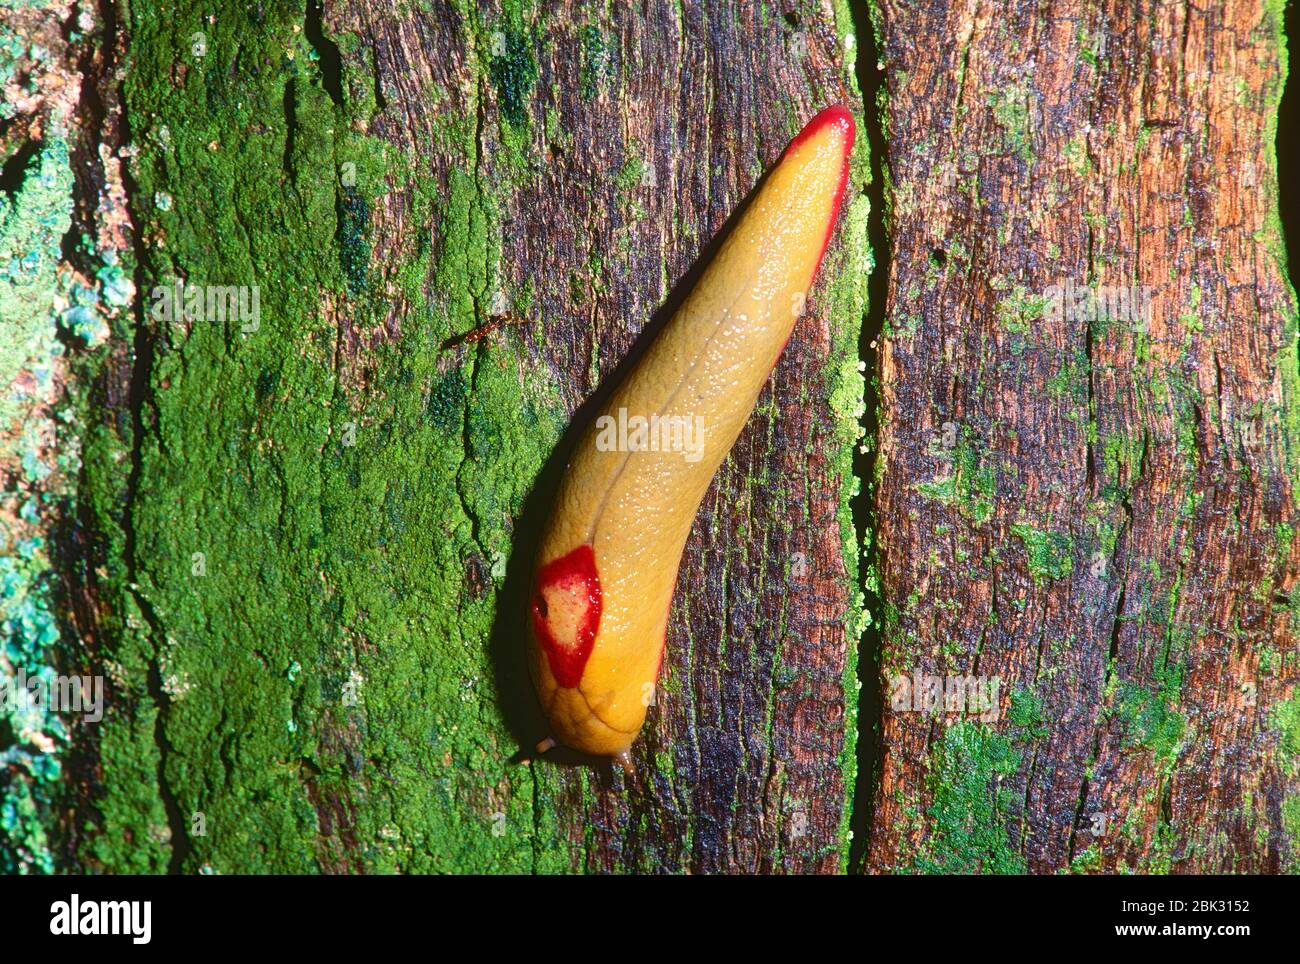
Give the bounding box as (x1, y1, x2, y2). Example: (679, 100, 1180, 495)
(528, 106, 855, 763)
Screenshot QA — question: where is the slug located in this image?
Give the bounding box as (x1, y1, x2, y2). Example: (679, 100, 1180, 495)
(528, 105, 855, 769)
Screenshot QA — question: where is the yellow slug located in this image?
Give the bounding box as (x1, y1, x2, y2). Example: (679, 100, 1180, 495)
(527, 105, 855, 768)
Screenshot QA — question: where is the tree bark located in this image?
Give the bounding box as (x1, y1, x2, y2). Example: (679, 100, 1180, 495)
(865, 0, 1300, 873)
(5, 0, 1297, 877)
(2, 0, 868, 873)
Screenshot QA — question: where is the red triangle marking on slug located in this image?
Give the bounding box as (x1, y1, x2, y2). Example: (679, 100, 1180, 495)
(531, 544, 602, 688)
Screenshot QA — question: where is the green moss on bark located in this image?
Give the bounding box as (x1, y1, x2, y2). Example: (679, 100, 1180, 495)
(72, 0, 578, 873)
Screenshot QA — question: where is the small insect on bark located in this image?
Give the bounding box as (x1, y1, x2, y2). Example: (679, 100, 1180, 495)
(441, 312, 528, 351)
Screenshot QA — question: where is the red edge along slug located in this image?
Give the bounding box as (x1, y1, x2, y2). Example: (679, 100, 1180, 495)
(527, 105, 856, 771)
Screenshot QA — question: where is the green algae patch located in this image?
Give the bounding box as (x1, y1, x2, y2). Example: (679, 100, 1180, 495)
(1111, 679, 1186, 770)
(1259, 0, 1300, 499)
(488, 21, 538, 128)
(907, 721, 1026, 874)
(579, 24, 614, 101)
(915, 430, 994, 524)
(1277, 689, 1300, 763)
(1010, 523, 1074, 582)
(74, 0, 572, 873)
(0, 136, 72, 430)
(1276, 689, 1300, 869)
(989, 86, 1033, 166)
(823, 113, 871, 871)
(0, 131, 77, 874)
(994, 284, 1048, 337)
(1007, 687, 1047, 741)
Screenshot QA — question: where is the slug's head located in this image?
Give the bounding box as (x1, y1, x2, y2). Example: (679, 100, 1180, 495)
(527, 543, 652, 760)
